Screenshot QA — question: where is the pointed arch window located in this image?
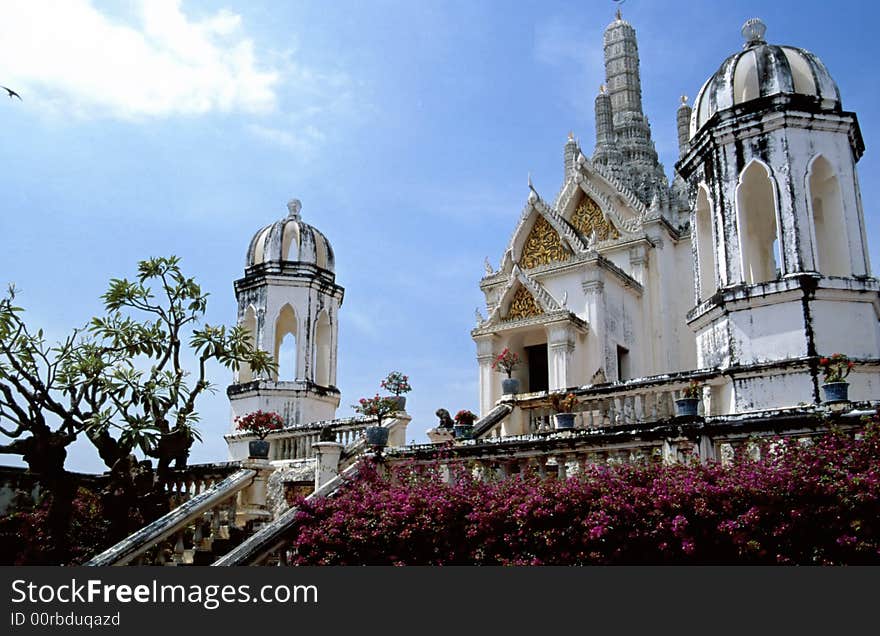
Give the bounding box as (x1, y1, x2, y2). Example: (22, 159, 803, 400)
(694, 186, 718, 300)
(736, 161, 781, 284)
(274, 304, 297, 380)
(808, 156, 849, 276)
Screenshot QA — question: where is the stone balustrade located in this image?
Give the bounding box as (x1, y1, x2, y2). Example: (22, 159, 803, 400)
(478, 369, 722, 437)
(160, 462, 241, 506)
(225, 414, 411, 462)
(86, 466, 269, 566)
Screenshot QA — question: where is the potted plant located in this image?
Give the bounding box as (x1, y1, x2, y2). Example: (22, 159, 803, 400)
(381, 371, 412, 411)
(675, 380, 702, 417)
(549, 392, 579, 429)
(819, 353, 854, 403)
(493, 348, 522, 394)
(453, 409, 477, 439)
(354, 394, 399, 448)
(234, 410, 284, 459)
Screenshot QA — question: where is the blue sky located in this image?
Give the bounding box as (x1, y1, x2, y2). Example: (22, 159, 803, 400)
(2, 0, 879, 473)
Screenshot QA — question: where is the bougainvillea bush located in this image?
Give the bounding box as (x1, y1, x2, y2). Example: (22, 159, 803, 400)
(287, 422, 880, 565)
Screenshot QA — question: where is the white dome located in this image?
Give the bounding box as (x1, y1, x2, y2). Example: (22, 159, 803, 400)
(246, 199, 335, 272)
(690, 18, 841, 139)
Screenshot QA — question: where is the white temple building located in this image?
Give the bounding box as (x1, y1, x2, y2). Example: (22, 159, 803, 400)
(85, 12, 880, 567)
(471, 13, 880, 430)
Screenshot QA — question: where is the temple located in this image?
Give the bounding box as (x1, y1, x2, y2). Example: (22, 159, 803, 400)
(86, 13, 880, 566)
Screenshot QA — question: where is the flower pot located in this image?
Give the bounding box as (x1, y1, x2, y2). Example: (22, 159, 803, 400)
(674, 397, 700, 417)
(248, 439, 270, 459)
(453, 423, 474, 439)
(502, 377, 520, 395)
(554, 413, 576, 430)
(822, 381, 849, 403)
(388, 395, 407, 412)
(365, 426, 389, 448)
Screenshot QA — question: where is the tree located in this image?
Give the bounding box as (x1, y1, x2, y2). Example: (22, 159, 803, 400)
(0, 256, 276, 558)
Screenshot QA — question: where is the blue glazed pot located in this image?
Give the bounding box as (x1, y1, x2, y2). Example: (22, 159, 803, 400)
(674, 398, 700, 417)
(822, 382, 849, 403)
(554, 413, 576, 430)
(248, 440, 270, 459)
(389, 396, 407, 412)
(502, 378, 520, 395)
(453, 423, 474, 439)
(365, 426, 389, 448)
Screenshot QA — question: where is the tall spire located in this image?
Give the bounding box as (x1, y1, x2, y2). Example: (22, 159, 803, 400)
(593, 12, 665, 205)
(603, 12, 643, 118)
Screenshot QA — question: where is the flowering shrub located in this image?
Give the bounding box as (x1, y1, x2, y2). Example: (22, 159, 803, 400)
(354, 394, 399, 425)
(454, 410, 477, 425)
(234, 410, 283, 439)
(681, 380, 703, 399)
(381, 372, 412, 396)
(820, 353, 854, 383)
(0, 488, 113, 565)
(492, 348, 521, 378)
(549, 392, 578, 413)
(285, 420, 880, 565)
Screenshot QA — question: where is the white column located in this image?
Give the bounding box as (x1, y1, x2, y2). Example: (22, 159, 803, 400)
(475, 334, 499, 416)
(547, 323, 576, 391)
(312, 441, 344, 490)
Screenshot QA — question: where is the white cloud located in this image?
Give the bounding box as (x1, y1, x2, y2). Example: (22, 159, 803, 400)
(246, 123, 326, 155)
(0, 0, 279, 118)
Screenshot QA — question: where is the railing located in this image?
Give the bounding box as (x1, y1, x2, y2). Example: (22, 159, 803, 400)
(85, 468, 257, 566)
(477, 370, 721, 437)
(225, 416, 399, 462)
(214, 416, 408, 566)
(213, 462, 360, 567)
(160, 462, 241, 507)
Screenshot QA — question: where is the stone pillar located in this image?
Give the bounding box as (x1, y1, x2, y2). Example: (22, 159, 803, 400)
(697, 435, 716, 465)
(547, 323, 576, 391)
(475, 334, 499, 416)
(582, 272, 607, 379)
(312, 441, 344, 490)
(236, 458, 274, 526)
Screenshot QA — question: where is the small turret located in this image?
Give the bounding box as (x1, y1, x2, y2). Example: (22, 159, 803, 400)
(564, 131, 578, 177)
(677, 95, 692, 158)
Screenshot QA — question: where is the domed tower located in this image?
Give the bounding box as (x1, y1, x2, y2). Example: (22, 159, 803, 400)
(678, 19, 879, 408)
(227, 199, 344, 430)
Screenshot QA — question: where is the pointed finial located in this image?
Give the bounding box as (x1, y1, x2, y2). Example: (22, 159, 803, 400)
(287, 198, 302, 219)
(742, 18, 767, 47)
(567, 131, 574, 142)
(681, 95, 688, 105)
(599, 84, 607, 95)
(616, 7, 622, 21)
(528, 172, 533, 189)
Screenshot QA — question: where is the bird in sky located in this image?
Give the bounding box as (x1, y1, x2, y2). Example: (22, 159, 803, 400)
(1, 86, 22, 100)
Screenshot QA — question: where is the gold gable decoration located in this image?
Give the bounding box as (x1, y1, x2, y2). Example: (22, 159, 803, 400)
(504, 286, 543, 321)
(520, 216, 569, 269)
(571, 196, 620, 241)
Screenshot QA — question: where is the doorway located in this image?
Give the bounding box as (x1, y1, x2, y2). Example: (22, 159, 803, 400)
(525, 344, 549, 393)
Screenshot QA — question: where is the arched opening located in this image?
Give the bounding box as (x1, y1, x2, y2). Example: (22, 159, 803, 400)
(694, 185, 718, 300)
(313, 311, 331, 387)
(238, 305, 257, 383)
(281, 222, 300, 261)
(808, 156, 849, 276)
(274, 304, 297, 380)
(736, 161, 780, 284)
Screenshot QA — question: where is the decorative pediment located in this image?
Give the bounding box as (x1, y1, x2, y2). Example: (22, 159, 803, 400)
(520, 215, 569, 269)
(504, 286, 543, 321)
(484, 265, 563, 326)
(552, 155, 645, 238)
(570, 195, 620, 242)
